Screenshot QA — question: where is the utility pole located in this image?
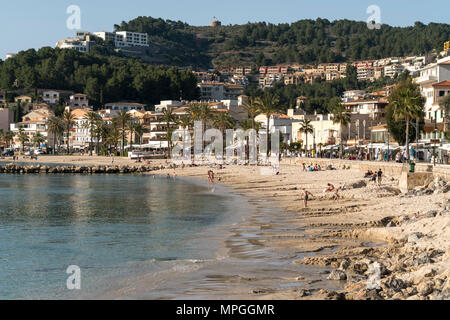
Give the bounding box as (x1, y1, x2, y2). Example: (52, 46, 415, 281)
(416, 118, 419, 143)
(387, 132, 390, 162)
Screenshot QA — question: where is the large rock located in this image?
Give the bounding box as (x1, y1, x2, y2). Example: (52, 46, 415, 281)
(417, 281, 434, 297)
(327, 269, 347, 280)
(407, 232, 423, 244)
(350, 180, 367, 189)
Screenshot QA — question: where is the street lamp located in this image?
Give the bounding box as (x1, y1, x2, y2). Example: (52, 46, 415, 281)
(433, 116, 438, 167)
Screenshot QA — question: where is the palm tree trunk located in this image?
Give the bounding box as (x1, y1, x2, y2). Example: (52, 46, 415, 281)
(340, 122, 344, 159)
(53, 132, 56, 155)
(305, 134, 308, 156)
(406, 116, 410, 162)
(67, 129, 70, 154)
(266, 114, 270, 157)
(122, 130, 125, 156)
(129, 127, 134, 152)
(90, 126, 93, 156)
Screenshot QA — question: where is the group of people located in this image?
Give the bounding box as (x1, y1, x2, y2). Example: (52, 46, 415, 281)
(364, 169, 383, 186)
(299, 183, 344, 208)
(302, 163, 337, 172)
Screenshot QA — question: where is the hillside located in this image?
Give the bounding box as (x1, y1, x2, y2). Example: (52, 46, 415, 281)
(0, 48, 200, 107)
(113, 17, 450, 69)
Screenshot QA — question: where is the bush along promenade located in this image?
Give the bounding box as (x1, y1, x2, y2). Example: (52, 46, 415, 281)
(0, 164, 167, 174)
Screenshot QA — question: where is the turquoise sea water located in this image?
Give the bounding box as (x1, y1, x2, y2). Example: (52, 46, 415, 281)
(0, 174, 239, 299)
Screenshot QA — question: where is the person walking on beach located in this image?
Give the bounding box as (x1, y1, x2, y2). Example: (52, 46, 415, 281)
(300, 188, 314, 208)
(207, 170, 215, 185)
(377, 169, 383, 186)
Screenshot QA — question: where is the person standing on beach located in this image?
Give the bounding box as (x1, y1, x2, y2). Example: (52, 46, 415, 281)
(300, 188, 314, 208)
(377, 169, 383, 186)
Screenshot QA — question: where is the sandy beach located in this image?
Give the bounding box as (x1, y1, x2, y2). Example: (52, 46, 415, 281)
(2, 155, 449, 300)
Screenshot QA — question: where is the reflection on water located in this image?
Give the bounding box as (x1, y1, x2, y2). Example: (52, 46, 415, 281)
(0, 174, 231, 299)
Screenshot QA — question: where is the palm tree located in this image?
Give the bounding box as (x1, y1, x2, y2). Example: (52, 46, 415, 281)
(117, 110, 131, 156)
(439, 93, 450, 134)
(199, 104, 213, 124)
(63, 110, 76, 154)
(388, 78, 425, 161)
(94, 118, 105, 155)
(178, 114, 192, 131)
(126, 119, 137, 152)
(106, 123, 121, 156)
(213, 112, 235, 135)
(17, 128, 29, 152)
(84, 111, 102, 155)
(239, 119, 262, 132)
(134, 122, 144, 146)
(242, 97, 261, 130)
(47, 116, 64, 154)
(331, 102, 351, 158)
(32, 132, 46, 148)
(298, 119, 314, 155)
(186, 103, 202, 122)
(161, 108, 176, 157)
(256, 93, 282, 156)
(4, 131, 15, 149)
(188, 102, 213, 139)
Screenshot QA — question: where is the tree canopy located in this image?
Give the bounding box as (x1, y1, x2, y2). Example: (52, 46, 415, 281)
(0, 47, 200, 107)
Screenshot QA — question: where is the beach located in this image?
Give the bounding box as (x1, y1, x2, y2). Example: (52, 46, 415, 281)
(1, 155, 449, 300)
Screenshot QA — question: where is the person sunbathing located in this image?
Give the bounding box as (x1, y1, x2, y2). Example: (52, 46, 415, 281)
(324, 183, 335, 193)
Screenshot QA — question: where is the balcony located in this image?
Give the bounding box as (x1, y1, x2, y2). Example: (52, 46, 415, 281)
(415, 74, 437, 85)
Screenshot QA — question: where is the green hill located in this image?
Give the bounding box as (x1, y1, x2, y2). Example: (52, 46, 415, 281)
(113, 17, 450, 69)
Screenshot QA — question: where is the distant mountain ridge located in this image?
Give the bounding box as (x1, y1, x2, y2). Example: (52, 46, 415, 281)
(113, 16, 450, 69)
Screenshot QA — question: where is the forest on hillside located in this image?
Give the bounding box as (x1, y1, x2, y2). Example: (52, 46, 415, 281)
(0, 47, 200, 107)
(114, 16, 450, 68)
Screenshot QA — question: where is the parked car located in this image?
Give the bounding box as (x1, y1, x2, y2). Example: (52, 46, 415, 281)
(1, 150, 14, 157)
(25, 149, 43, 156)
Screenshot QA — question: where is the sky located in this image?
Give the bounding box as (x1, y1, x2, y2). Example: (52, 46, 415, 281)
(0, 0, 449, 60)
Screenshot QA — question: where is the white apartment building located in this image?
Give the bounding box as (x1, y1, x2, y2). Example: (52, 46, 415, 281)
(71, 109, 91, 149)
(343, 99, 388, 122)
(255, 114, 301, 144)
(357, 67, 375, 81)
(291, 113, 372, 150)
(9, 108, 55, 148)
(115, 31, 149, 47)
(198, 82, 244, 101)
(56, 38, 90, 53)
(154, 100, 183, 113)
(93, 32, 126, 47)
(42, 91, 60, 104)
(104, 102, 146, 112)
(384, 64, 404, 78)
(415, 56, 450, 141)
(416, 57, 450, 120)
(342, 90, 367, 102)
(69, 94, 89, 108)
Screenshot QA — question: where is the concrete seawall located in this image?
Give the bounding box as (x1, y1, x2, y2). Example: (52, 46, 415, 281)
(292, 158, 450, 192)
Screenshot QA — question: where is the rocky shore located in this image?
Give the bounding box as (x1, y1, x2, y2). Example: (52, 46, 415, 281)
(0, 163, 163, 174)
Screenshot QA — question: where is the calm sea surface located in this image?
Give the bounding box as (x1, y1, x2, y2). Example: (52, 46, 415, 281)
(0, 174, 242, 299)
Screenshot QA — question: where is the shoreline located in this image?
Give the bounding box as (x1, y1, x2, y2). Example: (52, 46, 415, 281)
(154, 160, 450, 300)
(2, 155, 449, 300)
